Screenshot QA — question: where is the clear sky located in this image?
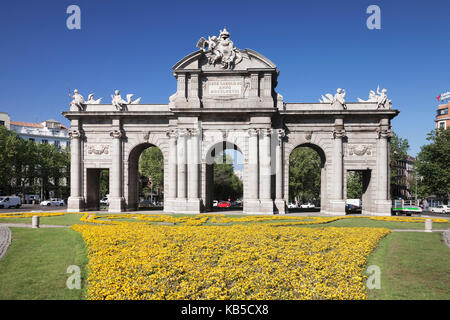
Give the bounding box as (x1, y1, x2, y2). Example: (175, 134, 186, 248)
(0, 0, 449, 157)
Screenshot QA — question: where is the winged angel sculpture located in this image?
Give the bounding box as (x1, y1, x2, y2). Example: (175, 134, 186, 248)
(196, 28, 243, 70)
(357, 86, 392, 109)
(69, 89, 102, 111)
(111, 90, 141, 111)
(319, 88, 347, 109)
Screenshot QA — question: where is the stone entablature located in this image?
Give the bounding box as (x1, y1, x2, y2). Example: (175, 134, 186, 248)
(63, 30, 399, 216)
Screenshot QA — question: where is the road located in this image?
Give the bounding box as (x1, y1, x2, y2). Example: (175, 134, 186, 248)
(0, 204, 67, 213)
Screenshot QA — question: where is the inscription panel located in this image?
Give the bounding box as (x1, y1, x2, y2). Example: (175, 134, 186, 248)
(208, 80, 242, 95)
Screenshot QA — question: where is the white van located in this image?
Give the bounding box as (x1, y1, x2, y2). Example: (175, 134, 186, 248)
(0, 196, 22, 209)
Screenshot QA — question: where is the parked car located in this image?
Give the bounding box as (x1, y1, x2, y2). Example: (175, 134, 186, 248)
(100, 197, 109, 205)
(40, 198, 65, 206)
(300, 203, 315, 209)
(430, 205, 449, 214)
(287, 202, 298, 209)
(0, 196, 22, 209)
(213, 200, 218, 207)
(218, 201, 231, 208)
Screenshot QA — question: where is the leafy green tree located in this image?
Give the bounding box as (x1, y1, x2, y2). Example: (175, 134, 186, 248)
(347, 171, 363, 199)
(414, 128, 450, 201)
(289, 147, 321, 203)
(139, 146, 164, 198)
(390, 132, 410, 198)
(213, 153, 243, 201)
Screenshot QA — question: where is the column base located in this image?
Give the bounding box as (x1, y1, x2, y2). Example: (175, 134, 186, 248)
(165, 198, 201, 214)
(67, 196, 85, 212)
(327, 200, 346, 216)
(108, 197, 125, 213)
(365, 200, 391, 216)
(244, 199, 275, 215)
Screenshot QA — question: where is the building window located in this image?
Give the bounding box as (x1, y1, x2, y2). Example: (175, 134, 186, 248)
(29, 138, 35, 142)
(55, 140, 60, 147)
(42, 139, 48, 144)
(437, 108, 448, 116)
(438, 121, 446, 129)
(0, 120, 4, 127)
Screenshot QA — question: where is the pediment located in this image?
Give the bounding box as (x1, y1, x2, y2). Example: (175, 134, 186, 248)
(173, 49, 277, 72)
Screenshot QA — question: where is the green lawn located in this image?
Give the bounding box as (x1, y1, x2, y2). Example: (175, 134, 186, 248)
(0, 214, 449, 300)
(366, 232, 450, 300)
(0, 228, 88, 300)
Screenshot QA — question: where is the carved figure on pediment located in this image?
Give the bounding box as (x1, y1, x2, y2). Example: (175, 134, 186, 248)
(196, 28, 243, 70)
(69, 89, 85, 111)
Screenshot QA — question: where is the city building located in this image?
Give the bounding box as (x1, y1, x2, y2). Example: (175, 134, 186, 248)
(435, 101, 450, 130)
(0, 112, 11, 129)
(392, 154, 416, 200)
(10, 118, 70, 149)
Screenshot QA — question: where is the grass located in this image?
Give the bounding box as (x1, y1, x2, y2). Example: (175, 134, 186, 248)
(366, 232, 450, 300)
(0, 213, 448, 300)
(0, 227, 88, 300)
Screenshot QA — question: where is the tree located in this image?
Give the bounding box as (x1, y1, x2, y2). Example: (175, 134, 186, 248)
(139, 146, 164, 198)
(289, 147, 321, 203)
(414, 128, 450, 201)
(213, 152, 243, 201)
(347, 171, 363, 199)
(390, 131, 410, 198)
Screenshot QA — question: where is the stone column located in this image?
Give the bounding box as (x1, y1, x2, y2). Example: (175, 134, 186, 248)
(275, 129, 286, 214)
(177, 129, 188, 200)
(67, 129, 84, 212)
(187, 129, 201, 213)
(329, 122, 346, 215)
(374, 124, 392, 216)
(258, 128, 274, 213)
(109, 129, 124, 212)
(247, 129, 259, 200)
(188, 129, 200, 200)
(167, 130, 178, 199)
(259, 129, 272, 200)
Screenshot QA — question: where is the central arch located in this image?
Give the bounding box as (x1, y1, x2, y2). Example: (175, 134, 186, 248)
(203, 140, 245, 212)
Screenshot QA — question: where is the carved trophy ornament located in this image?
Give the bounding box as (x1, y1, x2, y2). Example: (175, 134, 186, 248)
(196, 28, 243, 70)
(348, 144, 373, 156)
(87, 145, 109, 155)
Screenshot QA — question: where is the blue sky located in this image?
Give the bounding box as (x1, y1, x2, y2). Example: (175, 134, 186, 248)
(0, 0, 449, 157)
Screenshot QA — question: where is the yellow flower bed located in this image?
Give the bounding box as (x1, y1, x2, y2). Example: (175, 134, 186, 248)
(72, 223, 390, 300)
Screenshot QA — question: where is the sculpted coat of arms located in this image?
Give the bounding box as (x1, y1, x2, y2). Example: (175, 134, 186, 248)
(197, 28, 243, 70)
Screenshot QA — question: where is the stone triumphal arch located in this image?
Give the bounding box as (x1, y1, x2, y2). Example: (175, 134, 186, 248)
(63, 29, 398, 216)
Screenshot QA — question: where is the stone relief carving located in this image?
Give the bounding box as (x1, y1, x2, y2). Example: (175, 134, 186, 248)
(196, 28, 243, 70)
(111, 90, 141, 111)
(357, 85, 392, 109)
(68, 129, 84, 139)
(348, 144, 373, 156)
(87, 144, 109, 155)
(319, 88, 347, 109)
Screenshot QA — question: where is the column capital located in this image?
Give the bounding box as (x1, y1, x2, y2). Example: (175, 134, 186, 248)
(69, 129, 84, 139)
(110, 129, 124, 139)
(259, 128, 272, 137)
(189, 128, 201, 137)
(247, 128, 260, 137)
(178, 128, 189, 137)
(377, 127, 392, 139)
(333, 129, 346, 139)
(166, 129, 178, 139)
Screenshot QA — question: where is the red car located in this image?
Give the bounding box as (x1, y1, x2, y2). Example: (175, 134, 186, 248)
(218, 201, 231, 208)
